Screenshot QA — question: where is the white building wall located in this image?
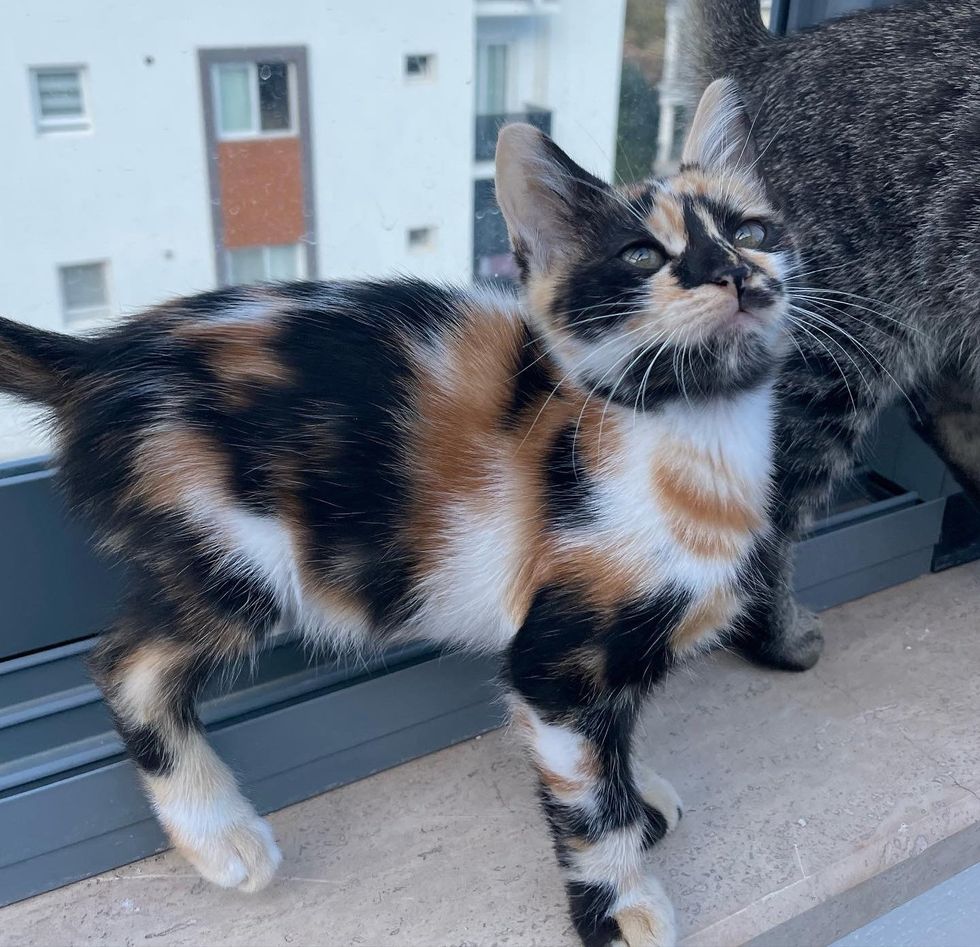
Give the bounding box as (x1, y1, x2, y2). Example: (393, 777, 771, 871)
(547, 0, 627, 179)
(0, 0, 625, 460)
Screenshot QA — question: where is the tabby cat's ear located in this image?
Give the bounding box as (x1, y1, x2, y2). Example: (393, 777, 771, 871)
(495, 123, 610, 274)
(681, 77, 759, 174)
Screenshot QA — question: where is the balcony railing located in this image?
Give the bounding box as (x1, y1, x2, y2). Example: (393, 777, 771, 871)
(474, 107, 552, 162)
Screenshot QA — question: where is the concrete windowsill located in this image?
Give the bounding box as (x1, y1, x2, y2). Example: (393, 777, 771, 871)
(3, 562, 980, 946)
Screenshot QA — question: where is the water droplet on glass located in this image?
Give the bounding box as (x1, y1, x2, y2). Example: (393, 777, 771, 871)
(259, 64, 272, 80)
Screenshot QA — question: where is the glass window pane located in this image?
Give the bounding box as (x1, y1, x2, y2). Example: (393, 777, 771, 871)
(478, 44, 508, 116)
(59, 263, 107, 312)
(267, 244, 300, 280)
(36, 70, 84, 118)
(216, 64, 253, 135)
(258, 62, 291, 132)
(405, 54, 434, 79)
(227, 246, 266, 284)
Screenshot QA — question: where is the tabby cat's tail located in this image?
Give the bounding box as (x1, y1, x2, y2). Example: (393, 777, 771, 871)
(0, 316, 93, 406)
(683, 0, 774, 85)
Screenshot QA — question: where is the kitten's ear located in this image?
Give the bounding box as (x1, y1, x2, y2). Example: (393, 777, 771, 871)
(495, 123, 609, 274)
(681, 78, 759, 174)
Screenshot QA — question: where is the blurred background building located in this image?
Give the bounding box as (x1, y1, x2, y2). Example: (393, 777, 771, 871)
(0, 0, 626, 460)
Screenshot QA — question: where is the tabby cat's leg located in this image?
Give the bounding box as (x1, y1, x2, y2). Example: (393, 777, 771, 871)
(730, 535, 824, 672)
(909, 369, 980, 507)
(734, 343, 892, 672)
(507, 619, 680, 945)
(90, 609, 282, 892)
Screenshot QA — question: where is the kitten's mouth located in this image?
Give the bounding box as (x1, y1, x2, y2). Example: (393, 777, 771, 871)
(717, 301, 768, 333)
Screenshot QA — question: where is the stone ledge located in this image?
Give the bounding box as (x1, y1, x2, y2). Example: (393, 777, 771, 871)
(2, 562, 979, 946)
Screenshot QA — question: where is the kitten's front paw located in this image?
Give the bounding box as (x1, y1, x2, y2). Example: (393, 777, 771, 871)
(176, 814, 282, 893)
(610, 874, 677, 947)
(637, 771, 683, 845)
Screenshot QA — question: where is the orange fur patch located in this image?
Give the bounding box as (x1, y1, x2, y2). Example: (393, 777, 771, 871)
(671, 587, 740, 651)
(129, 426, 231, 511)
(177, 318, 291, 407)
(647, 194, 686, 253)
(406, 303, 525, 577)
(549, 544, 652, 614)
(616, 905, 666, 945)
(537, 764, 589, 797)
(653, 462, 763, 534)
(674, 168, 769, 211)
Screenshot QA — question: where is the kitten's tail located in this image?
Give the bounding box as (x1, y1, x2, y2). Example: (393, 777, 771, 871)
(0, 316, 94, 406)
(683, 0, 774, 85)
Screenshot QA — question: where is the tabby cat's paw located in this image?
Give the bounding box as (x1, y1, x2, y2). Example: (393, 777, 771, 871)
(736, 599, 824, 673)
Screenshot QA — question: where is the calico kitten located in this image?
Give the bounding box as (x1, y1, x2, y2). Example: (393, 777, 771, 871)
(0, 80, 793, 947)
(686, 0, 980, 674)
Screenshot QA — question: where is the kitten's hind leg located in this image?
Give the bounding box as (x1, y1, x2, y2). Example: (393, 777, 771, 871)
(90, 610, 282, 892)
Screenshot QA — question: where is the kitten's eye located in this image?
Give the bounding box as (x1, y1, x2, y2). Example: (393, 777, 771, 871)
(734, 220, 767, 249)
(619, 244, 665, 270)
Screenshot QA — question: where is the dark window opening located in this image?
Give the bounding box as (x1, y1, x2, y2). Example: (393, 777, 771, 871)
(258, 62, 290, 132)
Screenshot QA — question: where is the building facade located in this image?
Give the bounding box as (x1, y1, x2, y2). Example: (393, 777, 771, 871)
(0, 0, 626, 460)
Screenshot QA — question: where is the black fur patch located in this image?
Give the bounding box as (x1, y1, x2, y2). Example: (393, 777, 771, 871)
(117, 722, 173, 775)
(566, 881, 621, 947)
(502, 328, 554, 429)
(673, 201, 734, 290)
(545, 424, 597, 527)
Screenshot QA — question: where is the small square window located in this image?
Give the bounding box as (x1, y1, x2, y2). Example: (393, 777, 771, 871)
(32, 67, 90, 132)
(407, 226, 436, 251)
(59, 262, 110, 324)
(405, 54, 434, 80)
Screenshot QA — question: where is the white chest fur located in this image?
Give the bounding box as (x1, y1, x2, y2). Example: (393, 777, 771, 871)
(574, 386, 775, 597)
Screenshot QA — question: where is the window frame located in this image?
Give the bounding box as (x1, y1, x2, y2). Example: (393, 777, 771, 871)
(224, 242, 307, 285)
(199, 47, 318, 285)
(30, 65, 92, 134)
(404, 53, 436, 82)
(58, 259, 112, 326)
(211, 60, 299, 142)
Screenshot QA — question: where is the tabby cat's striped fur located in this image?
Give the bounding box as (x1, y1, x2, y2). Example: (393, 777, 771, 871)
(686, 0, 980, 673)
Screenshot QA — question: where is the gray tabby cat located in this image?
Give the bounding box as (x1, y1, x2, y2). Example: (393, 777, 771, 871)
(686, 0, 980, 670)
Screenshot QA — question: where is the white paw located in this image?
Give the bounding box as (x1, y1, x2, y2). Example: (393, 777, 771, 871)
(178, 815, 282, 893)
(611, 873, 677, 947)
(637, 771, 683, 833)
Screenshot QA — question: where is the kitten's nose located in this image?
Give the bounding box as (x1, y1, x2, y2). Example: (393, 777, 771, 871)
(711, 265, 750, 303)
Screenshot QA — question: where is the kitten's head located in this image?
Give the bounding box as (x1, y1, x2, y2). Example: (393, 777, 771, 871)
(495, 78, 796, 409)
